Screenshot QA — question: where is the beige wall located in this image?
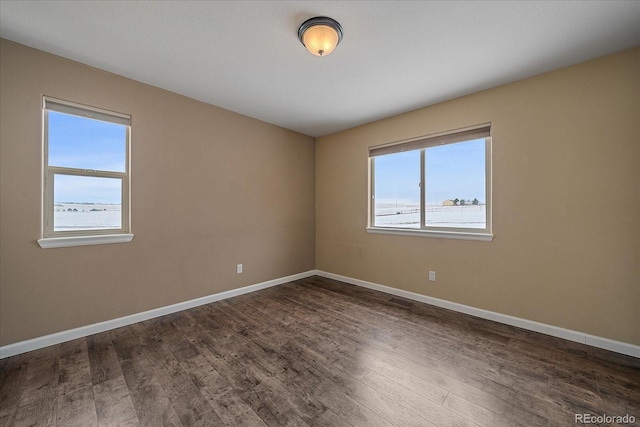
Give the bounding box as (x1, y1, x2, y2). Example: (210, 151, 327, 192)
(316, 48, 640, 346)
(0, 39, 316, 346)
(1, 38, 638, 350)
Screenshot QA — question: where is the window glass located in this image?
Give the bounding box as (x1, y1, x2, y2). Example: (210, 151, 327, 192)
(48, 111, 126, 172)
(373, 150, 421, 229)
(425, 139, 486, 229)
(53, 174, 122, 231)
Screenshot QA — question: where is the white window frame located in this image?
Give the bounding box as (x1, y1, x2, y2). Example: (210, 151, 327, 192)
(367, 124, 493, 241)
(38, 97, 133, 248)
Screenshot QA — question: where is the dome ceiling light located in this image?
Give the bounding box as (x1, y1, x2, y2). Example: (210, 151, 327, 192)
(298, 16, 343, 57)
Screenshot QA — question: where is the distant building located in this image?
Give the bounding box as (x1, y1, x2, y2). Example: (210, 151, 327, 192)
(442, 200, 455, 206)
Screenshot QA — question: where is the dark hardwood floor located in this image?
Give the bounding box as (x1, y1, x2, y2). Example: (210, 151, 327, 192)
(1, 276, 639, 426)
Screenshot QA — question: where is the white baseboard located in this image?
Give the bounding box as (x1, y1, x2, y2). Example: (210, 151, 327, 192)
(314, 270, 640, 359)
(2, 269, 638, 359)
(0, 270, 316, 359)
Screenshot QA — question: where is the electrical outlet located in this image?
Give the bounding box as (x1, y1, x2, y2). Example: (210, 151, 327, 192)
(237, 264, 243, 274)
(429, 271, 436, 281)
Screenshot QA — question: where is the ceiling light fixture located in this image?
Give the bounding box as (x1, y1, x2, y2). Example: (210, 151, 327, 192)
(298, 16, 343, 57)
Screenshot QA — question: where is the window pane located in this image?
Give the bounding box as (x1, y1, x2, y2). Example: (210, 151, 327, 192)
(48, 111, 126, 172)
(53, 174, 122, 231)
(373, 150, 421, 228)
(425, 138, 486, 228)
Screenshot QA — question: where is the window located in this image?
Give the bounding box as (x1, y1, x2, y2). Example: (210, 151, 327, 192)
(368, 125, 492, 241)
(38, 97, 133, 248)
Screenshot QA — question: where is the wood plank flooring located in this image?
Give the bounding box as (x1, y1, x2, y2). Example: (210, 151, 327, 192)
(1, 275, 639, 426)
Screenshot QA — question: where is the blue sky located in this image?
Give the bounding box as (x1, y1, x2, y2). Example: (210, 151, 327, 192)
(49, 111, 126, 204)
(374, 139, 486, 205)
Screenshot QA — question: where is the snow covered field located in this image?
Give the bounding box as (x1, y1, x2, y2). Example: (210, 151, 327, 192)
(374, 203, 486, 229)
(54, 203, 121, 231)
(53, 201, 484, 231)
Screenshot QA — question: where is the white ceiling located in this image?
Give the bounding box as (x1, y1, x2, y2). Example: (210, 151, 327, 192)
(1, 1, 639, 137)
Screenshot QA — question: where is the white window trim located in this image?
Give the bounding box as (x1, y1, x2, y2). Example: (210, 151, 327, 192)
(37, 234, 134, 249)
(366, 227, 493, 241)
(367, 123, 493, 241)
(39, 96, 133, 248)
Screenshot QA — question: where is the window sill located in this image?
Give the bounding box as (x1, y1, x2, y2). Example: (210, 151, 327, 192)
(37, 233, 134, 249)
(366, 227, 493, 242)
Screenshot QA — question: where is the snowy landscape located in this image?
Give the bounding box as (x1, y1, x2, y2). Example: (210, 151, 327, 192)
(374, 201, 486, 229)
(54, 203, 121, 231)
